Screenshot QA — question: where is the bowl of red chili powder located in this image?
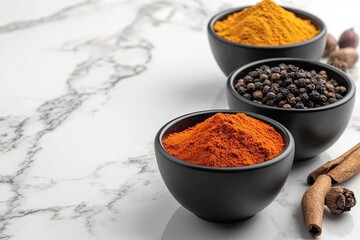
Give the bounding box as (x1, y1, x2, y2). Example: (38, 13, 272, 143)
(207, 0, 326, 75)
(154, 110, 294, 222)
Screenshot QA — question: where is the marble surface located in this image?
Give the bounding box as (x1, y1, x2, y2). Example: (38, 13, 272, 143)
(0, 0, 359, 239)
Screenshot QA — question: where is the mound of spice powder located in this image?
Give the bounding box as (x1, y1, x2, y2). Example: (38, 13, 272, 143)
(214, 0, 319, 46)
(162, 113, 285, 167)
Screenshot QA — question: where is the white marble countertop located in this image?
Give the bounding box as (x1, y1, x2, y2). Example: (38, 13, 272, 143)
(0, 0, 360, 239)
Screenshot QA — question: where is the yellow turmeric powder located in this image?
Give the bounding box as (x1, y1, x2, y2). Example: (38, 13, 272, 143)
(214, 0, 319, 46)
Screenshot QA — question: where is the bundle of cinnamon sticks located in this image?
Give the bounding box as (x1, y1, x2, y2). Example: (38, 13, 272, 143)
(302, 143, 360, 237)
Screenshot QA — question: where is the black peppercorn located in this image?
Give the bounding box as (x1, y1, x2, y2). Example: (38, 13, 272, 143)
(249, 71, 258, 78)
(280, 71, 288, 79)
(281, 88, 290, 96)
(296, 72, 306, 78)
(243, 93, 252, 100)
(255, 82, 263, 90)
(264, 68, 271, 75)
(243, 75, 253, 83)
(263, 85, 271, 94)
(300, 93, 309, 102)
(277, 80, 284, 86)
(328, 98, 337, 104)
(288, 84, 298, 93)
(295, 102, 305, 109)
(298, 88, 307, 94)
(276, 93, 284, 101)
(319, 94, 327, 103)
(284, 78, 292, 86)
(266, 100, 276, 106)
(304, 72, 312, 78)
(236, 86, 247, 94)
(298, 78, 306, 87)
(264, 92, 277, 101)
(260, 65, 269, 71)
(252, 90, 263, 101)
(288, 96, 296, 105)
(306, 84, 316, 91)
(271, 67, 280, 73)
(260, 74, 268, 81)
(310, 78, 317, 85)
(282, 104, 292, 109)
(306, 101, 315, 108)
(335, 93, 344, 99)
(234, 79, 245, 90)
(324, 90, 335, 98)
(234, 63, 347, 109)
(315, 82, 325, 92)
(247, 83, 256, 91)
(279, 63, 287, 70)
(278, 101, 286, 108)
(263, 80, 271, 86)
(289, 65, 297, 72)
(335, 86, 347, 94)
(309, 90, 320, 100)
(270, 83, 279, 93)
(271, 73, 281, 80)
(304, 78, 311, 85)
(288, 72, 295, 78)
(319, 70, 327, 76)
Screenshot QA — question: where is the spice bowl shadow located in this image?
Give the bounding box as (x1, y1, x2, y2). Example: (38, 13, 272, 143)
(226, 58, 356, 161)
(154, 110, 295, 222)
(207, 6, 327, 76)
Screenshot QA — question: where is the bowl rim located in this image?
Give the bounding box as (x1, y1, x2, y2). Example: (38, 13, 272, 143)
(226, 57, 356, 112)
(208, 5, 327, 49)
(155, 110, 294, 172)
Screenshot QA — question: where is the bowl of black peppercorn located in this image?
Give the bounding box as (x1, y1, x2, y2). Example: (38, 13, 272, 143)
(226, 58, 356, 161)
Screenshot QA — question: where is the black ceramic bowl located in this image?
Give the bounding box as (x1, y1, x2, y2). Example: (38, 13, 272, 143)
(227, 58, 356, 161)
(155, 110, 294, 222)
(208, 6, 327, 76)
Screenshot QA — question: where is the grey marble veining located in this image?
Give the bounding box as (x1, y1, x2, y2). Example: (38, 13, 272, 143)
(0, 1, 226, 239)
(0, 0, 360, 239)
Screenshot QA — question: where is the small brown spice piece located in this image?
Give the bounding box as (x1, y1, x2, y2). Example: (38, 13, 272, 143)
(328, 57, 348, 72)
(339, 28, 359, 49)
(325, 186, 356, 214)
(329, 47, 359, 68)
(301, 175, 332, 237)
(323, 33, 337, 57)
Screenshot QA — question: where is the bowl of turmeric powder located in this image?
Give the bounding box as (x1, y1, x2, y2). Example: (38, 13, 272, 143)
(155, 110, 295, 222)
(208, 0, 327, 75)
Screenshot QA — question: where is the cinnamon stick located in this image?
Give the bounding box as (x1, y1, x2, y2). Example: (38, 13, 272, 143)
(307, 143, 360, 184)
(326, 148, 360, 183)
(325, 186, 356, 214)
(301, 174, 332, 237)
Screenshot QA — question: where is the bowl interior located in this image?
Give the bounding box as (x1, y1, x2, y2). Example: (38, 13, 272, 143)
(158, 110, 294, 170)
(228, 58, 355, 111)
(209, 6, 326, 49)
